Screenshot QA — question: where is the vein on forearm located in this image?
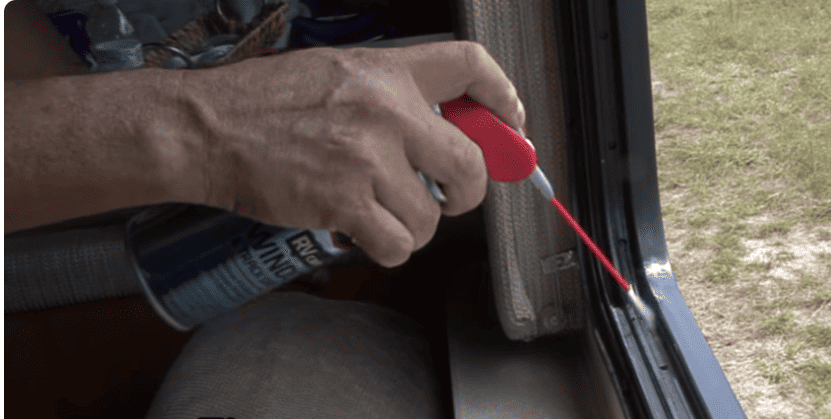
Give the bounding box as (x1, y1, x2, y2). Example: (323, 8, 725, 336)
(4, 69, 202, 233)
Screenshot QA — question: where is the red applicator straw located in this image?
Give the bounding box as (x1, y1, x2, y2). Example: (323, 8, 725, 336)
(440, 95, 654, 327)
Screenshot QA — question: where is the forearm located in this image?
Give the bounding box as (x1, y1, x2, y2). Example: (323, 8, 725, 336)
(4, 68, 207, 233)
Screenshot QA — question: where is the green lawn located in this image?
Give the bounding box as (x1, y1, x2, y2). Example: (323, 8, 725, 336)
(646, 0, 831, 417)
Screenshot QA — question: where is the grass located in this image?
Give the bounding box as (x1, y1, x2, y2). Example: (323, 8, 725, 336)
(647, 0, 831, 417)
(805, 325, 831, 348)
(757, 219, 797, 239)
(757, 360, 789, 384)
(785, 342, 804, 360)
(797, 357, 831, 416)
(759, 311, 797, 337)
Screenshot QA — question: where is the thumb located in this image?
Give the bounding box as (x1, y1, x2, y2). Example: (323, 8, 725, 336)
(399, 40, 525, 134)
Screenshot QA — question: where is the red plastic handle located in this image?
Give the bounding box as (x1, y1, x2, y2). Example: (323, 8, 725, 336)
(439, 95, 537, 182)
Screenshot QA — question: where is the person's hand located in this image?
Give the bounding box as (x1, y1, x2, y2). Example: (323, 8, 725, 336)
(175, 41, 526, 268)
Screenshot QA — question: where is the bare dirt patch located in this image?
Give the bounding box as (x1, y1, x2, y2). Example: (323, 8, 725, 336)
(656, 120, 831, 419)
(741, 215, 831, 283)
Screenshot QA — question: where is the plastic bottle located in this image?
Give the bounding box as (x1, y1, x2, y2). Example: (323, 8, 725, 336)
(85, 0, 143, 71)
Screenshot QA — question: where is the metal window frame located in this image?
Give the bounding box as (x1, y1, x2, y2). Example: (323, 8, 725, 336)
(555, 1, 748, 417)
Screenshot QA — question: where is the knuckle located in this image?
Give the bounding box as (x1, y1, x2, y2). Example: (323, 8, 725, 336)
(334, 181, 374, 216)
(452, 140, 486, 182)
(444, 144, 486, 214)
(507, 82, 519, 100)
(396, 234, 415, 258)
(517, 99, 527, 127)
(322, 176, 375, 228)
(413, 202, 441, 249)
(463, 41, 487, 72)
(510, 97, 525, 129)
(463, 40, 487, 57)
(462, 181, 487, 215)
(381, 236, 413, 267)
(512, 91, 523, 117)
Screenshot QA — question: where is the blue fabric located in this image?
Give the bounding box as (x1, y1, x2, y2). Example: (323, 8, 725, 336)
(289, 10, 399, 47)
(128, 12, 170, 44)
(46, 9, 94, 58)
(227, 0, 262, 24)
(117, 0, 210, 33)
(288, 0, 405, 47)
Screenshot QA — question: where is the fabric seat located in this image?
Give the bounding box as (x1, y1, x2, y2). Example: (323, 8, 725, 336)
(144, 291, 446, 419)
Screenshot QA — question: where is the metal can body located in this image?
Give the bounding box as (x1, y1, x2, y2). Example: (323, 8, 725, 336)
(125, 106, 447, 332)
(127, 205, 349, 331)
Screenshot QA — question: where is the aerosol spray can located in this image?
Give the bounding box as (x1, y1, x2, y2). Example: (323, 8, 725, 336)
(128, 106, 448, 332)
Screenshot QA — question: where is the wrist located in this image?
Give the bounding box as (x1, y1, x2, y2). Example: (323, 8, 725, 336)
(142, 67, 237, 212)
(5, 69, 212, 232)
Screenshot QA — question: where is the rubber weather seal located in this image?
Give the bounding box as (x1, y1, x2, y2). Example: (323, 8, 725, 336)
(554, 0, 749, 418)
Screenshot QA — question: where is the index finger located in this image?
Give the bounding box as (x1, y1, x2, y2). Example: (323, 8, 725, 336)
(397, 40, 526, 133)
